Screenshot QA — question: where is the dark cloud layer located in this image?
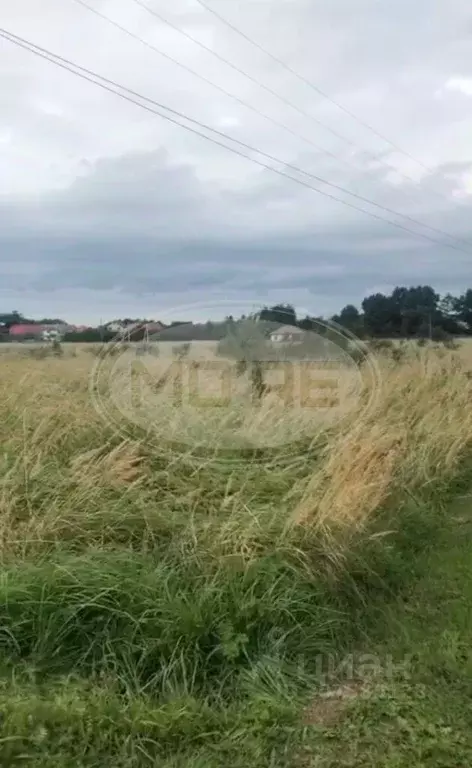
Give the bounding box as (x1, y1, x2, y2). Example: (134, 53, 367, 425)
(0, 0, 471, 322)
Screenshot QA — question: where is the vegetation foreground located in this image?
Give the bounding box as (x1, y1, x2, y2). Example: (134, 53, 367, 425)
(0, 343, 471, 765)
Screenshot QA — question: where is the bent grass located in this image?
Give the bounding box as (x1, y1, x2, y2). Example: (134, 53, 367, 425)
(0, 344, 470, 764)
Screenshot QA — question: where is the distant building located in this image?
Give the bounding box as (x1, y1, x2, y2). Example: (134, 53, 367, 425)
(105, 321, 128, 333)
(41, 328, 62, 342)
(144, 322, 165, 336)
(104, 321, 166, 338)
(10, 323, 70, 341)
(10, 323, 45, 340)
(269, 325, 305, 344)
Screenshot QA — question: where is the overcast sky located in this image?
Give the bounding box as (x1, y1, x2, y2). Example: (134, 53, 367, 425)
(1, 0, 471, 324)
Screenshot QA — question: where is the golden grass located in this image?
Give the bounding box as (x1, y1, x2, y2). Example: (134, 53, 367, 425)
(294, 350, 472, 566)
(0, 343, 470, 562)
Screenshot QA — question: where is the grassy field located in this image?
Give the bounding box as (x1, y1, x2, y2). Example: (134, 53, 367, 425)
(0, 341, 471, 765)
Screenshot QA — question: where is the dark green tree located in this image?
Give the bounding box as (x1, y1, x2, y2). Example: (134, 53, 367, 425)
(259, 303, 297, 327)
(455, 289, 472, 332)
(362, 293, 398, 337)
(332, 304, 364, 336)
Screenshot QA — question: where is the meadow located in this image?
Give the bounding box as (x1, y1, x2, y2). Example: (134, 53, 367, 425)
(0, 339, 471, 766)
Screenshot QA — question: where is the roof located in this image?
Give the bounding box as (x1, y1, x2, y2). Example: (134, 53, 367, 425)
(9, 324, 45, 335)
(270, 325, 305, 335)
(145, 322, 165, 333)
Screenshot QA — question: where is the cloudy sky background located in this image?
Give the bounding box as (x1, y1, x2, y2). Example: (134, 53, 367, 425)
(1, 0, 471, 324)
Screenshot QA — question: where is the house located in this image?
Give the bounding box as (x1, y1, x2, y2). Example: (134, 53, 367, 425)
(9, 323, 45, 340)
(41, 328, 62, 342)
(269, 325, 305, 344)
(104, 321, 165, 337)
(10, 323, 70, 342)
(144, 321, 165, 336)
(105, 321, 128, 334)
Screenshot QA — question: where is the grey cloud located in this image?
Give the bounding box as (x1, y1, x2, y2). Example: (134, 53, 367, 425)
(1, 0, 472, 320)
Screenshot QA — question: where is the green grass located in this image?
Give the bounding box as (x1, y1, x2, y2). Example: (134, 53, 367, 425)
(0, 490, 471, 765)
(1, 352, 472, 765)
(298, 494, 472, 766)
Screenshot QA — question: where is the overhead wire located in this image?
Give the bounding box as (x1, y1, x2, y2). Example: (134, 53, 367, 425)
(126, 0, 455, 203)
(0, 26, 470, 256)
(3, 24, 467, 249)
(194, 0, 440, 177)
(70, 0, 365, 177)
(70, 0, 470, 244)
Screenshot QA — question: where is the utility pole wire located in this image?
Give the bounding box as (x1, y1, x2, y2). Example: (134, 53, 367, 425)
(2, 27, 468, 248)
(0, 26, 470, 256)
(127, 0, 455, 205)
(70, 0, 364, 177)
(69, 1, 471, 245)
(3, 27, 468, 249)
(74, 0, 450, 220)
(194, 0, 439, 177)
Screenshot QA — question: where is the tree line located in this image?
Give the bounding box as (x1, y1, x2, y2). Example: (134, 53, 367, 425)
(334, 287, 472, 339)
(2, 286, 471, 342)
(259, 286, 472, 340)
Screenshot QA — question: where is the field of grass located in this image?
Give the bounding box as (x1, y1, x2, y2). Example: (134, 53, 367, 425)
(0, 341, 471, 765)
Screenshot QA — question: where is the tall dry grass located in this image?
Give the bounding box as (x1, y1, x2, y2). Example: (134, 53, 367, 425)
(0, 343, 469, 561)
(0, 341, 471, 766)
(295, 352, 472, 524)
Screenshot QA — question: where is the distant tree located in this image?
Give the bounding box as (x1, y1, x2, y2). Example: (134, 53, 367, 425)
(362, 293, 398, 337)
(259, 303, 297, 327)
(391, 285, 439, 337)
(0, 311, 27, 328)
(64, 328, 114, 343)
(298, 315, 315, 331)
(360, 286, 443, 338)
(338, 304, 360, 323)
(455, 289, 472, 333)
(437, 293, 463, 335)
(332, 304, 364, 336)
(438, 293, 458, 317)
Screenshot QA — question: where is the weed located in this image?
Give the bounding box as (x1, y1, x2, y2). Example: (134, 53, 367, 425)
(0, 345, 471, 764)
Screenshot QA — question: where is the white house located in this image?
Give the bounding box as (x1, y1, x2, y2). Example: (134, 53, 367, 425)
(269, 325, 305, 344)
(105, 321, 129, 333)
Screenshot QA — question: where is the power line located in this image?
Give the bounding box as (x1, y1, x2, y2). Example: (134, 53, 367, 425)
(1, 27, 466, 250)
(126, 0, 454, 203)
(0, 26, 469, 256)
(72, 0, 465, 229)
(4, 26, 467, 249)
(69, 0, 363, 177)
(194, 0, 439, 177)
(73, 0, 447, 219)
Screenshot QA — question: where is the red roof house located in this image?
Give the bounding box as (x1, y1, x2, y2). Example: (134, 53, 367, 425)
(9, 324, 45, 337)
